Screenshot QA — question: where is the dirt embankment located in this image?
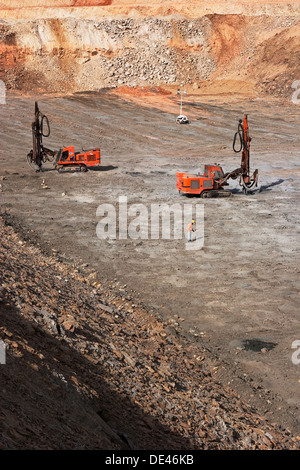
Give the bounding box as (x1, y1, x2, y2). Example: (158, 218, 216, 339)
(1, 215, 299, 450)
(0, 3, 299, 98)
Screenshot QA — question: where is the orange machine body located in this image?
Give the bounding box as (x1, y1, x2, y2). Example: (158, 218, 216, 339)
(55, 146, 100, 171)
(176, 164, 225, 196)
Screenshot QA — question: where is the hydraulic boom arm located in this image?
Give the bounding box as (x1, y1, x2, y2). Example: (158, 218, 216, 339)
(215, 114, 258, 193)
(233, 114, 258, 193)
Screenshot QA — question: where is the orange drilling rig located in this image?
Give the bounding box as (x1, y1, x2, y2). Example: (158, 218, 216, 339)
(27, 102, 100, 173)
(176, 114, 258, 197)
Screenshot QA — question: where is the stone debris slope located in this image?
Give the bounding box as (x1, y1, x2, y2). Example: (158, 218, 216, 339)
(1, 216, 299, 450)
(0, 8, 300, 98)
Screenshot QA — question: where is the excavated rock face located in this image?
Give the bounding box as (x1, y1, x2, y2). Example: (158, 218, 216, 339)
(0, 16, 214, 94)
(0, 2, 300, 97)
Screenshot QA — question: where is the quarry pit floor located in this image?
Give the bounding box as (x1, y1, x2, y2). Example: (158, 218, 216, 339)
(1, 88, 300, 436)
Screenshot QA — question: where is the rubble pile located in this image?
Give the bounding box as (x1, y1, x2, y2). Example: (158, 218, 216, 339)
(1, 13, 299, 97)
(1, 215, 299, 450)
(0, 17, 215, 94)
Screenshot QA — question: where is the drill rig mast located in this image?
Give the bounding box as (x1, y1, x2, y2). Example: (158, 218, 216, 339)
(27, 102, 56, 171)
(232, 114, 258, 193)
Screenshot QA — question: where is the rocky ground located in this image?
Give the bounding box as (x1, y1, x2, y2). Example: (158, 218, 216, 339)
(1, 88, 300, 451)
(1, 0, 300, 453)
(1, 215, 299, 450)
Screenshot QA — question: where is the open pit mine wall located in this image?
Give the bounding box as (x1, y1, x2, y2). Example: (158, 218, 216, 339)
(0, 1, 300, 96)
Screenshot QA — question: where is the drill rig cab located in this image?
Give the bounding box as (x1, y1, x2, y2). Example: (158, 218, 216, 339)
(54, 146, 100, 173)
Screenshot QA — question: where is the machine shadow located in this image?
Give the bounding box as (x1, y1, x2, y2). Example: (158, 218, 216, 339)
(89, 165, 118, 172)
(258, 178, 285, 191)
